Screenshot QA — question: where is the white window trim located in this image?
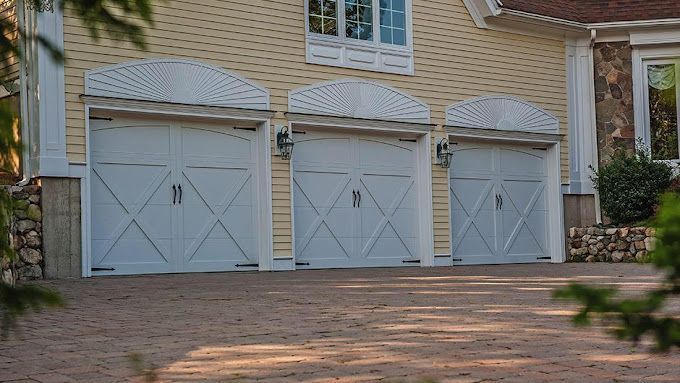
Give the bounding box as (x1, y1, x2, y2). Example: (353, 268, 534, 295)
(641, 58, 680, 162)
(633, 45, 680, 163)
(305, 0, 415, 75)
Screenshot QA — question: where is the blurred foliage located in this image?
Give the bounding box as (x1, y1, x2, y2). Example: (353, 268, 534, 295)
(129, 353, 159, 382)
(1, 0, 155, 338)
(555, 193, 680, 352)
(591, 144, 676, 224)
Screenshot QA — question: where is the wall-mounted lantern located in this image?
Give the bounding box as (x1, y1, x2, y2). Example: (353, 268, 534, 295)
(275, 125, 294, 160)
(436, 138, 454, 169)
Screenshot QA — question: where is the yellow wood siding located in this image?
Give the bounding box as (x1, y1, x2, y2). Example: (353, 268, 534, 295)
(0, 0, 19, 82)
(63, 0, 568, 257)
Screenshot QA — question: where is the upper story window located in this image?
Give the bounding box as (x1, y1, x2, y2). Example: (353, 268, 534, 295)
(644, 60, 680, 161)
(305, 0, 414, 75)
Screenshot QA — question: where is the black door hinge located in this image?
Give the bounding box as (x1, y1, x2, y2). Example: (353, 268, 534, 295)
(402, 259, 421, 263)
(292, 130, 307, 135)
(536, 256, 551, 260)
(295, 262, 310, 266)
(234, 127, 257, 131)
(235, 263, 259, 267)
(399, 138, 417, 142)
(532, 147, 548, 151)
(452, 258, 463, 262)
(89, 116, 113, 121)
(91, 267, 115, 271)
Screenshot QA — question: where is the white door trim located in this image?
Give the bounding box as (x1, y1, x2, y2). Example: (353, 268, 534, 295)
(82, 105, 274, 277)
(446, 137, 565, 264)
(289, 123, 434, 268)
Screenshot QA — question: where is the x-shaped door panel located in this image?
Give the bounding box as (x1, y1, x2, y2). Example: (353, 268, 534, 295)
(359, 173, 416, 259)
(181, 165, 255, 265)
(91, 160, 174, 267)
(450, 177, 497, 258)
(294, 170, 353, 260)
(500, 179, 547, 257)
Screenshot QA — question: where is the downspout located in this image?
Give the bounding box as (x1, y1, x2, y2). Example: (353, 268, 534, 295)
(15, 0, 30, 186)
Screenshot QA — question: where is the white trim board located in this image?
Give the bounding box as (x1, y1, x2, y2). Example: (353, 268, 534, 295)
(445, 126, 563, 144)
(287, 113, 434, 133)
(80, 95, 276, 122)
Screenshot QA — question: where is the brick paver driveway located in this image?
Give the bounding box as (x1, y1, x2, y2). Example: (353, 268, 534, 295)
(2, 264, 679, 382)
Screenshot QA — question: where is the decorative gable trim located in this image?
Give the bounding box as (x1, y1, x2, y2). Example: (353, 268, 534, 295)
(446, 95, 559, 134)
(288, 79, 430, 124)
(85, 58, 270, 110)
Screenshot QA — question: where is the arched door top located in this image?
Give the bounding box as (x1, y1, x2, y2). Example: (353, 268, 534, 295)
(446, 95, 559, 134)
(85, 58, 270, 110)
(289, 79, 430, 124)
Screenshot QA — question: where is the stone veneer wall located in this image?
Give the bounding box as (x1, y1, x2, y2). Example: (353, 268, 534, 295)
(594, 42, 636, 164)
(567, 226, 656, 263)
(1, 184, 43, 282)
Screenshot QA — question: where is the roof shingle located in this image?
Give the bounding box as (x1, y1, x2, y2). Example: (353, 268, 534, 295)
(501, 0, 680, 23)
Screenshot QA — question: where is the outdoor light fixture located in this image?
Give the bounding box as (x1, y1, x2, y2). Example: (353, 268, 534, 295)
(436, 138, 454, 169)
(275, 125, 294, 160)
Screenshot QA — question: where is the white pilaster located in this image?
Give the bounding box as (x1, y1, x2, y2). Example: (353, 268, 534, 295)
(35, 4, 68, 177)
(565, 37, 598, 195)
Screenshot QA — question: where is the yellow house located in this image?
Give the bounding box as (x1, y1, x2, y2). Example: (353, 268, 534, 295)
(22, 0, 677, 278)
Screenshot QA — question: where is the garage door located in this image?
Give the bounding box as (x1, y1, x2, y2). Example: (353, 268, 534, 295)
(450, 142, 549, 265)
(293, 130, 418, 268)
(90, 117, 259, 275)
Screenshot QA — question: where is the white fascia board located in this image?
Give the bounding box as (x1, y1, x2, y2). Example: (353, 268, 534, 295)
(461, 0, 501, 28)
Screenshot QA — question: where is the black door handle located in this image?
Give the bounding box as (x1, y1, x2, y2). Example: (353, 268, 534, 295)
(178, 185, 183, 204)
(172, 185, 176, 205)
(352, 190, 357, 208)
(357, 190, 361, 208)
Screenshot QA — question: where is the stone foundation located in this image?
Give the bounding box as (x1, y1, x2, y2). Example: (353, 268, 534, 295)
(1, 183, 43, 282)
(567, 226, 656, 263)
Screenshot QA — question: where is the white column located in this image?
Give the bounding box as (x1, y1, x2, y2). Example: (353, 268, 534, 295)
(565, 37, 598, 195)
(35, 4, 68, 176)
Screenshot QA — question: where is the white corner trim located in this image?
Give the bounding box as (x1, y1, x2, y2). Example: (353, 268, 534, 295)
(446, 95, 560, 134)
(258, 120, 274, 272)
(85, 58, 270, 110)
(36, 6, 68, 177)
(289, 78, 430, 124)
(547, 143, 566, 263)
(417, 133, 434, 267)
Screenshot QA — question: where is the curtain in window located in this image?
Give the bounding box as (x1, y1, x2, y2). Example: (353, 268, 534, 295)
(648, 64, 676, 91)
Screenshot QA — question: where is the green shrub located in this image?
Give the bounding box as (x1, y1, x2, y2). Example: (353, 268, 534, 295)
(591, 146, 675, 225)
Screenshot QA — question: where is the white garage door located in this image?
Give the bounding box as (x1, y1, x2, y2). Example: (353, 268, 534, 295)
(293, 130, 418, 268)
(90, 117, 259, 275)
(450, 142, 549, 265)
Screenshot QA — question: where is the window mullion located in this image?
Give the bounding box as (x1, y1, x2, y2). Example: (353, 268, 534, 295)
(373, 0, 380, 45)
(338, 0, 346, 39)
